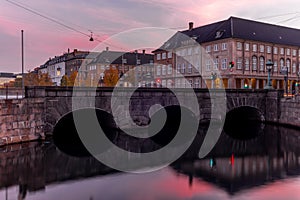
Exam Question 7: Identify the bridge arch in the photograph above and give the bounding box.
[53,108,117,157]
[224,106,265,140]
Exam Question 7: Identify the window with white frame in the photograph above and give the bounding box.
[252,44,257,52]
[237,58,242,69]
[177,64,181,74]
[206,45,211,52]
[245,43,250,51]
[280,58,284,70]
[214,44,219,51]
[214,59,219,70]
[167,52,172,58]
[259,45,264,53]
[221,58,227,70]
[259,56,265,71]
[156,54,161,60]
[273,61,278,72]
[267,46,271,54]
[167,64,172,74]
[181,63,186,73]
[194,79,200,88]
[189,79,193,87]
[274,47,278,54]
[162,65,166,75]
[162,52,166,59]
[286,59,291,72]
[237,42,242,50]
[136,59,141,65]
[292,49,297,57]
[206,60,211,71]
[280,48,284,55]
[292,62,296,73]
[245,58,250,70]
[252,56,257,70]
[187,64,192,73]
[188,48,192,55]
[222,43,227,50]
[156,65,161,75]
[286,48,291,56]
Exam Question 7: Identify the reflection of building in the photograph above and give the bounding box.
[154,16,300,89]
[86,48,154,87]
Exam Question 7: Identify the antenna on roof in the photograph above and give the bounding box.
[89,31,94,42]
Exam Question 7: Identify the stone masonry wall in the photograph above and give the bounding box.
[0,98,45,146]
[279,96,300,127]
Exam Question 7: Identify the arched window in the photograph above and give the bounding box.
[259,56,264,71]
[252,56,257,70]
[286,59,291,72]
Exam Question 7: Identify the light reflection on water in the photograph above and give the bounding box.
[0,125,300,200]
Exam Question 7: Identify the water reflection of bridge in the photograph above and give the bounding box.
[0,125,300,197]
[173,125,300,195]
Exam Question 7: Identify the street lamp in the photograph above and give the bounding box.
[264,59,274,89]
[297,71,300,95]
[211,72,217,89]
[280,66,288,96]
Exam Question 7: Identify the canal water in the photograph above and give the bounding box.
[0,124,300,200]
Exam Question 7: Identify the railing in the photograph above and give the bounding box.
[0,87,23,99]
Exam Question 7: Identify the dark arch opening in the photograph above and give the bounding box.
[224,106,264,140]
[53,108,117,157]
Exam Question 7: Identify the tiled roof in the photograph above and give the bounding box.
[154,16,300,52]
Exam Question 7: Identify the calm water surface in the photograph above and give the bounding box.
[0,125,300,200]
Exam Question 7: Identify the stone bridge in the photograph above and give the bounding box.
[0,86,287,145]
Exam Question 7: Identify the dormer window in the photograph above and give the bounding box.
[215,30,224,39]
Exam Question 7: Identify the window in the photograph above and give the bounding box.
[122,58,127,64]
[194,79,200,88]
[245,58,250,70]
[214,44,219,51]
[206,60,211,71]
[156,54,161,60]
[187,64,192,73]
[286,49,291,56]
[194,47,200,54]
[292,49,297,57]
[292,62,296,73]
[188,48,192,55]
[177,64,181,74]
[222,43,227,50]
[189,79,193,87]
[237,58,242,69]
[167,64,172,74]
[280,58,284,70]
[136,59,141,65]
[237,42,242,50]
[273,61,278,72]
[280,48,284,55]
[267,46,272,54]
[286,59,291,72]
[252,44,257,52]
[214,59,219,70]
[167,52,172,58]
[252,56,257,70]
[162,52,166,59]
[181,63,186,73]
[156,65,161,75]
[221,58,227,70]
[162,65,166,75]
[245,43,250,51]
[206,45,211,52]
[274,47,278,54]
[259,45,264,53]
[259,57,265,71]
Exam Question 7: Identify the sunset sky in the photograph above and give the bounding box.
[1,0,300,73]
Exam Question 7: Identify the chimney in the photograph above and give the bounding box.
[106,47,109,51]
[142,49,145,55]
[135,50,138,53]
[189,22,194,30]
[68,48,70,53]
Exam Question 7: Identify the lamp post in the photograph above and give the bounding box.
[211,72,217,89]
[297,71,300,95]
[264,59,274,89]
[280,66,288,96]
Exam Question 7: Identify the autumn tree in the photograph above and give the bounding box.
[68,71,78,86]
[60,75,69,86]
[38,73,53,86]
[103,67,119,87]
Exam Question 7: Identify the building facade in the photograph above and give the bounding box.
[153,17,300,92]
